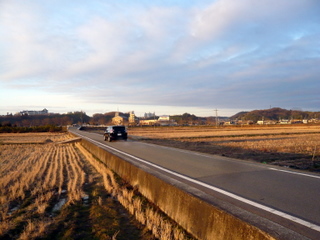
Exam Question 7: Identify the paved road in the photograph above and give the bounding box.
[70,128,320,239]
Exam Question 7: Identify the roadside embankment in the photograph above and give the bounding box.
[74,135,306,240]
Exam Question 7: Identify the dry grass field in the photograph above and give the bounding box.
[0,133,194,240]
[2,126,319,239]
[128,125,320,171]
[0,133,158,240]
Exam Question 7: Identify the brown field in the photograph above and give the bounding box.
[0,133,156,240]
[0,133,194,240]
[2,126,319,238]
[0,132,71,144]
[128,125,320,171]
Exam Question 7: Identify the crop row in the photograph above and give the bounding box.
[0,142,88,239]
[0,133,188,239]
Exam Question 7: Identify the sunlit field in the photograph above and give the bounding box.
[1,126,319,239]
[0,133,155,240]
[0,133,193,240]
[129,125,320,171]
[0,132,71,144]
[129,125,320,138]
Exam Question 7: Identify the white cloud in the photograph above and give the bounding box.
[0,0,319,116]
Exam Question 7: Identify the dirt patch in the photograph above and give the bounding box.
[44,139,53,143]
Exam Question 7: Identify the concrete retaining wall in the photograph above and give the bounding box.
[77,137,303,240]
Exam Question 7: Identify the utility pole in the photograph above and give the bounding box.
[214,109,219,128]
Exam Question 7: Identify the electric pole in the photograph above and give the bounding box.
[214,109,219,128]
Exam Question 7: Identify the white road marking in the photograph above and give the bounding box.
[75,131,320,232]
[268,167,320,179]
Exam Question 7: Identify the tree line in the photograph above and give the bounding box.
[231,108,320,122]
[1,108,320,132]
[0,111,90,133]
[1,111,90,127]
[0,125,63,133]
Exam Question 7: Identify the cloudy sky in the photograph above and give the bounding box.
[1,0,319,117]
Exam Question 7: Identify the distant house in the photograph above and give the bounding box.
[279,119,290,124]
[20,108,48,115]
[157,115,177,126]
[139,119,158,126]
[224,121,236,125]
[308,118,320,123]
[112,112,124,125]
[158,115,170,121]
[257,120,277,125]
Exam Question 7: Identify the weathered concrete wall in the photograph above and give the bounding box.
[77,138,304,240]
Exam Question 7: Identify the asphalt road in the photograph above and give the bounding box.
[70,128,320,239]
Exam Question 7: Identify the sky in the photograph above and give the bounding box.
[1,0,319,117]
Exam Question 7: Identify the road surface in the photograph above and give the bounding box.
[69,128,320,239]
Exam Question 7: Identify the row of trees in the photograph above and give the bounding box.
[170,113,205,125]
[90,112,129,125]
[231,108,320,122]
[0,111,131,128]
[1,108,320,129]
[0,125,63,133]
[1,111,91,128]
[1,111,208,128]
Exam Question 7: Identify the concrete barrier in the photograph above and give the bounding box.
[77,136,307,240]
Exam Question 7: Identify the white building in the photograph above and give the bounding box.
[158,115,170,121]
[20,108,48,115]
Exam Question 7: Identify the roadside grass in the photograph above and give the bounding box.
[76,142,195,240]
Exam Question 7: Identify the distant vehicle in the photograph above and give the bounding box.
[103,125,127,142]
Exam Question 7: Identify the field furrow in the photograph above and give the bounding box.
[43,146,56,191]
[0,132,175,239]
[56,145,65,195]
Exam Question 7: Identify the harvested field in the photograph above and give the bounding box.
[129,125,320,139]
[0,132,71,144]
[0,133,156,240]
[128,125,320,172]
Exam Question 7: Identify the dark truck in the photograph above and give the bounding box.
[103,125,127,142]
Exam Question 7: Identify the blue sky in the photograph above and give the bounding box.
[1,0,319,117]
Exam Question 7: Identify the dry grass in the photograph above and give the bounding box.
[0,133,86,238]
[129,125,320,171]
[0,133,158,239]
[0,132,71,144]
[129,125,320,139]
[76,142,193,240]
[215,134,320,155]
